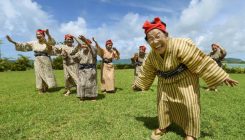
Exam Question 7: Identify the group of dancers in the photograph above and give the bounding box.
[6,30,121,101]
[6,16,239,140]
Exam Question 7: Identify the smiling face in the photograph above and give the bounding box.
[36,32,45,41]
[65,38,74,47]
[146,29,168,54]
[212,44,218,52]
[139,47,145,54]
[106,43,113,50]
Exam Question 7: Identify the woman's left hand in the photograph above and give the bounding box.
[223,77,239,87]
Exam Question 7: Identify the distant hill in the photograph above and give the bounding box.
[224,58,245,63]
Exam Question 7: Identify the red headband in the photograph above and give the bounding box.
[139,45,146,52]
[64,34,73,40]
[106,39,113,46]
[36,29,45,36]
[142,17,167,34]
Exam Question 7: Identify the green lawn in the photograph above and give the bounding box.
[0,69,244,140]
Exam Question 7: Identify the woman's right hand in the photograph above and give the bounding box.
[6,35,16,44]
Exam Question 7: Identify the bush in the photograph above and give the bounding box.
[0,58,13,72]
[52,56,63,70]
[11,55,32,71]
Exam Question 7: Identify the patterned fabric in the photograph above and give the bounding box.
[134,38,229,138]
[15,39,57,90]
[208,49,226,67]
[72,46,97,98]
[53,45,80,89]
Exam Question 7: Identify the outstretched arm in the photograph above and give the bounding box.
[6,35,17,45]
[6,35,33,51]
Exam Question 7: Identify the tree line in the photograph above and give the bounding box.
[0,55,245,73]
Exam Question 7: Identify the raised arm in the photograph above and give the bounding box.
[92,37,104,57]
[112,47,120,60]
[6,35,33,52]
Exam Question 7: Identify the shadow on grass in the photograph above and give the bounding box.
[97,93,106,100]
[47,86,64,92]
[135,116,213,138]
[115,87,123,92]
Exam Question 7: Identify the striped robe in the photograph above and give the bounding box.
[97,47,120,92]
[15,39,57,90]
[53,45,79,89]
[134,38,229,138]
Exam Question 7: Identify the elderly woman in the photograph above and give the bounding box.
[6,29,57,94]
[93,39,120,93]
[53,34,80,96]
[69,35,98,101]
[208,43,226,67]
[132,17,238,140]
[131,45,148,81]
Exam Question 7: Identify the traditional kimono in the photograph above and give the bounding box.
[53,45,79,89]
[134,38,229,138]
[72,45,97,98]
[131,53,147,80]
[97,47,120,92]
[15,39,57,90]
[208,48,226,67]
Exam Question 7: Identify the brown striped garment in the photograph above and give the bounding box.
[134,38,229,138]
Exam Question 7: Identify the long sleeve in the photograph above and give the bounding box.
[96,45,104,58]
[177,38,229,87]
[15,41,33,52]
[134,52,157,90]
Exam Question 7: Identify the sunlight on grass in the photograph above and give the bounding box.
[0,70,244,139]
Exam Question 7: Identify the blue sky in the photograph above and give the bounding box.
[0,0,245,60]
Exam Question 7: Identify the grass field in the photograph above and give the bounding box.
[0,69,245,140]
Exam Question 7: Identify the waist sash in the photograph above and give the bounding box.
[134,61,142,66]
[34,51,49,57]
[79,64,96,69]
[102,58,112,64]
[157,63,187,79]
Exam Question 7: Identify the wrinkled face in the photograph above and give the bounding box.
[146,29,168,54]
[65,38,74,46]
[212,45,218,52]
[106,43,113,50]
[36,32,45,40]
[139,47,145,54]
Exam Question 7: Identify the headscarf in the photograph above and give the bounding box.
[105,39,113,46]
[139,45,146,52]
[36,29,45,36]
[142,17,167,34]
[64,34,73,40]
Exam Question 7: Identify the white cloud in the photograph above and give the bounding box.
[59,17,87,36]
[0,0,57,39]
[87,13,150,59]
[169,0,245,59]
[0,0,58,58]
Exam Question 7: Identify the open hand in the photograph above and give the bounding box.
[223,77,239,87]
[78,35,87,42]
